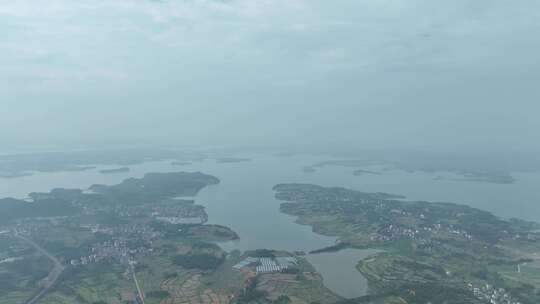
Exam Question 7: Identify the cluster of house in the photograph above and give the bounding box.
[468,283,521,304]
[151,202,208,225]
[69,239,152,266]
[371,222,472,243]
[233,257,298,274]
[373,224,421,242]
[155,216,205,225]
[512,232,540,241]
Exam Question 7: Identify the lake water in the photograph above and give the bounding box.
[2,153,540,298]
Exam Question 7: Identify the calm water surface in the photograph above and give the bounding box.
[1,153,540,298]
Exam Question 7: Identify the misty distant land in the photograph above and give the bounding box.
[309,159,517,184]
[0,149,207,178]
[0,171,33,179]
[0,165,96,179]
[216,157,251,163]
[433,171,516,184]
[352,169,381,176]
[0,149,530,185]
[171,161,192,166]
[303,166,316,173]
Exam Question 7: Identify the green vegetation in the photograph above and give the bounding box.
[0,235,54,303]
[250,249,276,258]
[40,262,132,304]
[236,277,267,303]
[173,253,225,270]
[0,197,79,223]
[171,241,226,270]
[89,172,220,205]
[146,290,171,300]
[309,242,351,254]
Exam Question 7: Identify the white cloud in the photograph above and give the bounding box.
[1,0,539,149]
[1,0,538,89]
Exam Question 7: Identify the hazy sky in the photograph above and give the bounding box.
[1,0,539,151]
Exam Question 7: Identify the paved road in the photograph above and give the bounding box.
[16,234,65,304]
[130,261,146,304]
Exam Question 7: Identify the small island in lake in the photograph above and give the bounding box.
[98,167,130,174]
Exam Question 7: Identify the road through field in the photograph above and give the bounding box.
[16,234,65,304]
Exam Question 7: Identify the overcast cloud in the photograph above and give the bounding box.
[1,0,539,152]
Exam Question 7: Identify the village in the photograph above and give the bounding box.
[468,283,522,304]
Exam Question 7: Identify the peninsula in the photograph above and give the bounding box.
[274,183,540,304]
